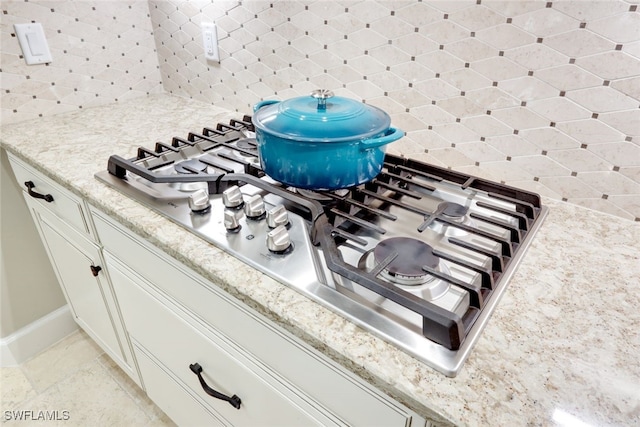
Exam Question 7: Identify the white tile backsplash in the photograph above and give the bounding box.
[460,115,512,137]
[556,119,626,144]
[543,29,614,58]
[489,106,549,130]
[546,148,613,173]
[533,64,603,91]
[587,141,640,167]
[1,0,163,124]
[598,109,640,137]
[551,1,631,21]
[577,170,640,195]
[463,86,520,109]
[527,98,592,122]
[495,75,558,101]
[475,23,535,50]
[440,68,492,91]
[510,7,579,37]
[435,96,486,118]
[538,175,602,199]
[504,43,568,70]
[470,57,527,82]
[588,11,640,43]
[510,155,571,178]
[2,0,638,221]
[624,39,640,58]
[576,51,640,80]
[485,134,541,157]
[566,86,639,113]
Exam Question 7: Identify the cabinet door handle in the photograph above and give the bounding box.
[189,363,242,410]
[25,181,54,203]
[90,265,102,277]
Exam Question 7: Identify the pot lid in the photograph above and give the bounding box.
[252,90,392,142]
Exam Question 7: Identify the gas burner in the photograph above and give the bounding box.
[419,201,478,237]
[440,202,468,220]
[294,188,349,202]
[375,237,438,280]
[358,237,439,284]
[171,181,208,193]
[169,159,210,192]
[174,159,209,174]
[357,237,455,302]
[229,138,260,166]
[236,138,258,154]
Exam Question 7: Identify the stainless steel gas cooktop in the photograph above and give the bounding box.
[95,116,548,377]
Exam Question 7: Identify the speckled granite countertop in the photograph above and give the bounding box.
[2,94,639,427]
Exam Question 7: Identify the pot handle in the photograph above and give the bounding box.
[253,99,280,113]
[360,127,404,150]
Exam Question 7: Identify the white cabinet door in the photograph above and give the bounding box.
[27,198,133,378]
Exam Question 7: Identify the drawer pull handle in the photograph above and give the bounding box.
[25,181,54,203]
[90,265,102,277]
[189,363,242,410]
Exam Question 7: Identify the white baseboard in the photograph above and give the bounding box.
[0,305,78,367]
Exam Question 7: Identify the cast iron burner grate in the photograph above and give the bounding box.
[218,159,543,351]
[106,116,262,194]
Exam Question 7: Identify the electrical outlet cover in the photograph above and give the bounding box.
[201,22,220,62]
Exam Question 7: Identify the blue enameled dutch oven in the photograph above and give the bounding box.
[252,89,404,190]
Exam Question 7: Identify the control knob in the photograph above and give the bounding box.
[266,225,292,254]
[266,205,289,228]
[188,189,211,213]
[222,185,244,209]
[224,210,242,232]
[244,194,265,220]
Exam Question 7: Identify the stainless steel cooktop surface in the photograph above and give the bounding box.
[96,117,548,377]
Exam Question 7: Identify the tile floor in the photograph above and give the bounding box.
[1,330,175,426]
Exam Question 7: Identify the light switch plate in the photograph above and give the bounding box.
[14,23,53,65]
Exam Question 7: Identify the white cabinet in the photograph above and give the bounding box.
[91,208,425,427]
[27,203,122,364]
[107,254,338,426]
[7,154,139,385]
[7,153,426,427]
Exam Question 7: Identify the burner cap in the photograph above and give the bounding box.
[236,138,258,153]
[373,237,439,278]
[174,159,208,174]
[441,202,468,218]
[294,188,349,202]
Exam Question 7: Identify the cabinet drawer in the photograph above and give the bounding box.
[8,154,92,237]
[93,210,415,427]
[108,256,335,427]
[134,345,224,427]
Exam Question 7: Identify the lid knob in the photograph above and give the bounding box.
[310,89,334,111]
